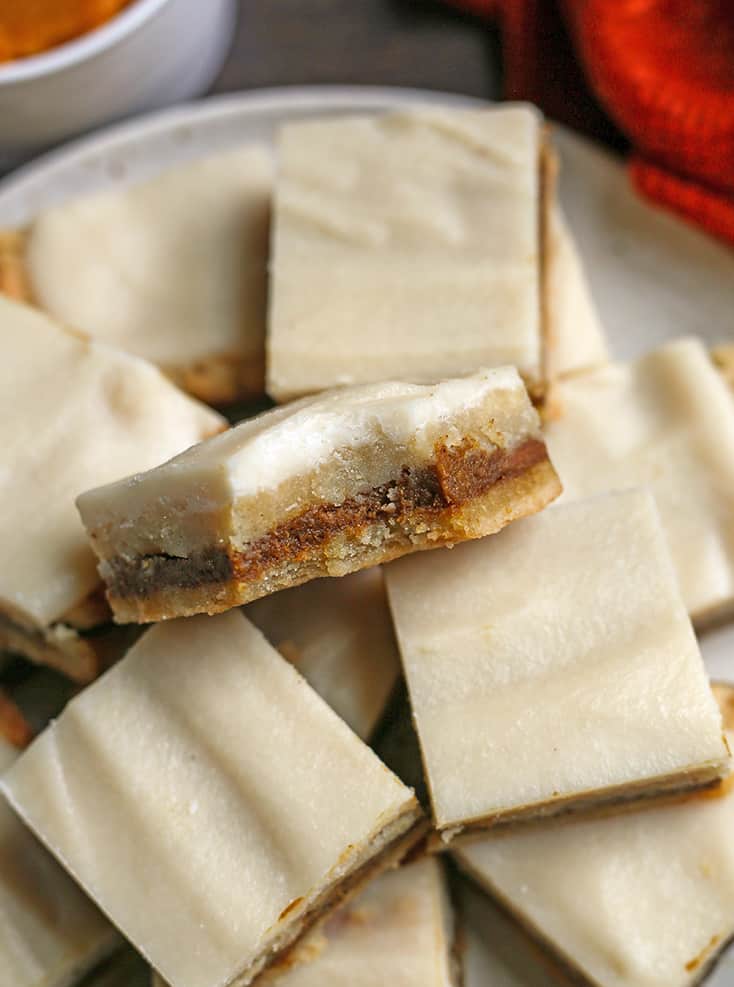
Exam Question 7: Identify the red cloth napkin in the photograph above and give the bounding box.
[448,0,734,247]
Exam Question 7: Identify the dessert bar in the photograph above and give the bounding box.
[1,611,425,987]
[453,684,734,987]
[78,367,560,623]
[0,147,272,403]
[268,105,555,403]
[385,489,729,839]
[0,295,223,679]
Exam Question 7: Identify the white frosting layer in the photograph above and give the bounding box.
[546,337,734,623]
[77,366,537,528]
[26,146,272,367]
[385,489,728,830]
[246,569,400,741]
[268,105,542,399]
[0,612,418,987]
[0,737,118,987]
[0,295,223,627]
[455,729,734,987]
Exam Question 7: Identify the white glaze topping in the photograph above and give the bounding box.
[268,105,541,399]
[1,612,418,987]
[77,366,539,536]
[386,489,728,830]
[26,146,272,367]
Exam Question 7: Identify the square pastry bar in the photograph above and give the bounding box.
[0,735,119,987]
[268,105,555,404]
[151,857,457,987]
[546,337,734,626]
[78,367,560,624]
[0,295,223,681]
[246,568,400,741]
[453,684,734,987]
[0,146,272,404]
[385,489,729,840]
[0,611,425,987]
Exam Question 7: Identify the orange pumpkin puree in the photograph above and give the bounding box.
[0,1,134,64]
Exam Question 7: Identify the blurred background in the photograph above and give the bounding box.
[9,0,730,243]
[215,1,502,101]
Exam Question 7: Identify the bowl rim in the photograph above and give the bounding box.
[0,0,172,86]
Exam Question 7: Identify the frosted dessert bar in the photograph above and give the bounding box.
[0,147,272,404]
[247,568,400,740]
[0,612,425,987]
[152,857,456,987]
[385,489,730,839]
[78,367,561,624]
[268,105,555,404]
[453,684,734,987]
[0,295,223,680]
[0,735,118,987]
[546,337,734,625]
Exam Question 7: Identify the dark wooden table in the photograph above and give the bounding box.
[211,0,502,101]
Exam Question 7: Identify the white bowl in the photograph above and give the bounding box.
[0,0,237,154]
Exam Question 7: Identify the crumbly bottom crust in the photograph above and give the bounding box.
[103,447,561,623]
[0,228,264,405]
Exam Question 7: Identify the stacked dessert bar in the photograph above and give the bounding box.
[0,103,733,987]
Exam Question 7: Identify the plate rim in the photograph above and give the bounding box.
[0,84,603,206]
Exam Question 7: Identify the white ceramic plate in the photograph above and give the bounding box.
[1,86,733,987]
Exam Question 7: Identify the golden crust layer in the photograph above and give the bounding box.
[0,688,33,749]
[0,230,32,303]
